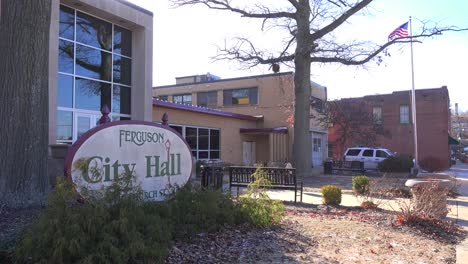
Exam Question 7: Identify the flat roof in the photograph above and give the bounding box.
[116,0,153,16]
[153,99,263,121]
[154,72,294,89]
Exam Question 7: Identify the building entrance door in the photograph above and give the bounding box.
[312,133,324,167]
[243,141,255,166]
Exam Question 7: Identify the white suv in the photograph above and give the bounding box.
[343,147,394,170]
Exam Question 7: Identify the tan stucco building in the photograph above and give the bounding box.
[153,72,328,168]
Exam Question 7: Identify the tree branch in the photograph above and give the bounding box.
[172,0,296,19]
[310,0,373,41]
[311,27,468,65]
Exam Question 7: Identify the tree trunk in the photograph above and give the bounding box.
[292,0,312,179]
[0,0,51,208]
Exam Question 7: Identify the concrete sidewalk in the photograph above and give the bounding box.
[447,162,468,264]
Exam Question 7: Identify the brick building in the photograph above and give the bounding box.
[328,86,451,168]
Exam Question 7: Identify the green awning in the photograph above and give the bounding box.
[449,135,460,145]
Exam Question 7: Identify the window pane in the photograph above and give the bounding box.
[346,149,361,156]
[59,6,74,40]
[183,95,192,105]
[75,44,112,81]
[223,90,232,106]
[186,127,197,149]
[113,55,131,85]
[362,150,374,157]
[170,125,182,136]
[210,130,220,149]
[76,12,112,51]
[376,150,388,158]
[249,88,258,104]
[373,107,382,124]
[75,78,111,111]
[232,89,249,105]
[198,151,209,159]
[156,95,168,101]
[111,115,130,122]
[400,105,409,124]
[192,151,198,159]
[226,88,257,105]
[173,95,182,104]
[113,85,131,114]
[57,111,72,141]
[77,116,91,138]
[197,91,217,107]
[58,40,74,73]
[58,74,73,108]
[114,25,132,56]
[198,128,209,149]
[174,94,191,105]
[210,151,220,159]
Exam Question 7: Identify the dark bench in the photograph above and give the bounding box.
[229,166,303,202]
[325,160,365,175]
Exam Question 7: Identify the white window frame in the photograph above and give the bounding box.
[400,105,410,124]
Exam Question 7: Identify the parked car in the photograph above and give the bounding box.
[343,147,394,170]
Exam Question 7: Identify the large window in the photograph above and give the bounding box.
[400,105,410,124]
[57,5,132,143]
[197,91,217,107]
[373,106,382,124]
[155,95,168,101]
[223,87,258,106]
[169,125,220,160]
[173,94,192,105]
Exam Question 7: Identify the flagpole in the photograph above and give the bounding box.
[409,16,419,171]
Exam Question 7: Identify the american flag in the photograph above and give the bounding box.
[388,22,409,40]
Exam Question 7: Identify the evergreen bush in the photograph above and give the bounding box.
[167,183,239,239]
[238,168,285,227]
[352,175,370,195]
[15,177,172,263]
[378,155,414,173]
[15,169,286,262]
[321,185,342,205]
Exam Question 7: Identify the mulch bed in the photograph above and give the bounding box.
[0,206,42,262]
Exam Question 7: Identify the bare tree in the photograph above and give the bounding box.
[0,0,52,208]
[172,0,467,178]
[318,99,389,159]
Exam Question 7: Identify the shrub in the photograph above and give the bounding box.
[394,182,450,224]
[15,177,173,263]
[321,185,342,205]
[15,177,244,263]
[419,156,447,172]
[378,155,414,173]
[352,175,370,195]
[237,168,285,227]
[168,183,240,239]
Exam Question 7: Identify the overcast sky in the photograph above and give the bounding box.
[127,0,468,112]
